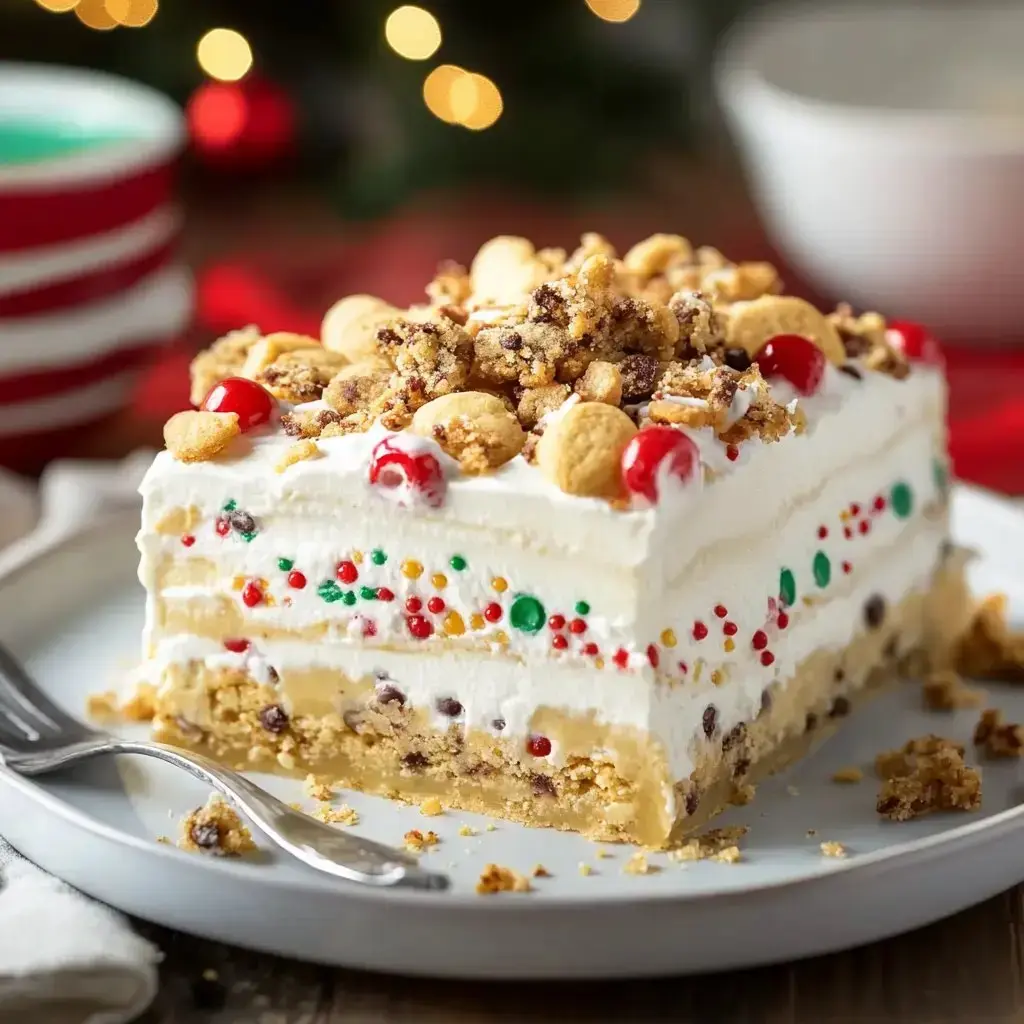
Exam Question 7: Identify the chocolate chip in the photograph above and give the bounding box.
[267,665,280,684]
[677,342,701,362]
[258,704,289,733]
[684,789,700,815]
[401,752,429,770]
[829,696,851,718]
[834,667,845,683]
[436,697,463,717]
[190,823,220,849]
[464,760,495,777]
[722,723,745,751]
[491,717,506,731]
[499,330,522,351]
[702,705,718,738]
[864,595,886,630]
[619,353,660,401]
[805,713,818,732]
[375,684,406,706]
[839,364,863,381]
[531,773,557,797]
[733,758,750,778]
[228,510,256,534]
[281,413,303,437]
[376,327,402,347]
[724,348,752,372]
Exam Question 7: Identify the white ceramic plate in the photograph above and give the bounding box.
[0,486,1022,979]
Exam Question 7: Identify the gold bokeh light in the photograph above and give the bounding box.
[74,0,117,29]
[197,28,254,83]
[423,64,466,124]
[424,66,503,131]
[33,0,80,13]
[106,0,159,27]
[458,74,503,130]
[385,6,442,61]
[585,0,641,23]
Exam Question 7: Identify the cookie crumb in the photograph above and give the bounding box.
[314,804,359,826]
[302,774,334,801]
[806,828,817,837]
[578,862,593,877]
[485,822,497,832]
[786,785,800,797]
[419,796,444,817]
[974,708,1024,758]
[730,782,756,806]
[86,691,119,722]
[120,683,157,722]
[831,766,863,784]
[711,845,742,864]
[922,670,984,711]
[403,829,440,852]
[595,847,612,859]
[156,835,172,845]
[820,841,847,858]
[458,824,477,837]
[531,863,551,878]
[475,864,532,894]
[955,593,1024,681]
[178,795,257,856]
[275,439,322,473]
[623,852,659,875]
[669,825,749,863]
[875,735,981,821]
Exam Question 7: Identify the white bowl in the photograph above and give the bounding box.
[715,2,1024,341]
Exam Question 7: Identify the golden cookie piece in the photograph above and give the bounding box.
[163,411,240,463]
[622,233,693,277]
[321,295,402,362]
[240,332,326,379]
[517,384,571,429]
[324,362,392,416]
[536,402,637,499]
[574,360,622,405]
[469,236,564,306]
[410,392,525,474]
[725,295,845,366]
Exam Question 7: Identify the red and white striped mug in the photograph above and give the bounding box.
[0,63,192,471]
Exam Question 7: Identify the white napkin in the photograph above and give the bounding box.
[0,454,161,1024]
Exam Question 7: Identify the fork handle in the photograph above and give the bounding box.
[20,737,448,891]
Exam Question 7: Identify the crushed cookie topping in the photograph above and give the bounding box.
[875,735,981,821]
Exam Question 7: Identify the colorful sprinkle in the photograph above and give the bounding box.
[724,638,735,653]
[714,604,728,619]
[181,535,195,547]
[891,481,913,518]
[277,557,294,571]
[240,531,257,543]
[849,503,861,516]
[222,500,237,512]
[443,611,465,636]
[779,568,796,606]
[287,570,307,590]
[493,630,509,645]
[341,591,356,606]
[873,495,886,512]
[858,520,870,535]
[752,630,768,651]
[678,661,688,675]
[726,444,739,462]
[552,634,568,651]
[817,526,828,539]
[407,614,433,639]
[660,628,677,648]
[431,573,448,589]
[215,518,230,537]
[484,602,503,623]
[493,577,509,593]
[371,549,387,565]
[510,594,546,634]
[427,596,446,614]
[777,611,789,629]
[377,587,395,602]
[527,735,552,758]
[362,619,378,638]
[723,621,738,636]
[612,648,630,670]
[241,581,263,607]
[223,638,250,653]
[449,555,467,571]
[569,618,587,635]
[647,644,660,668]
[844,526,853,539]
[402,560,423,579]
[406,596,423,613]
[760,651,775,667]
[574,600,590,615]
[336,561,358,584]
[711,670,723,685]
[470,613,486,630]
[548,614,566,630]
[352,551,363,564]
[583,642,599,657]
[360,586,377,601]
[933,458,948,495]
[813,551,831,588]
[693,621,708,641]
[318,580,344,603]
[842,561,852,574]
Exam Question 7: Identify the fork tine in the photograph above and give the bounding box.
[0,641,90,739]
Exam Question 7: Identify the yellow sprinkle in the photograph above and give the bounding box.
[491,576,508,593]
[693,661,703,683]
[431,573,448,589]
[840,510,851,522]
[594,657,605,670]
[470,613,485,631]
[264,594,276,608]
[723,638,735,653]
[352,550,364,564]
[711,669,723,686]
[232,575,245,591]
[493,630,509,646]
[402,560,423,580]
[444,611,465,637]
[660,628,677,648]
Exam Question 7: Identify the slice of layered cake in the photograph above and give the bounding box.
[136,234,973,847]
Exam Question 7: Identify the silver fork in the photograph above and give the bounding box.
[0,642,448,891]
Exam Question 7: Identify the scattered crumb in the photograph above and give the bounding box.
[595,847,612,859]
[623,852,659,875]
[669,826,749,863]
[202,969,219,982]
[711,845,742,864]
[786,785,800,797]
[875,735,982,821]
[458,824,477,837]
[531,863,552,878]
[831,766,864,784]
[178,795,257,856]
[275,438,323,473]
[120,683,158,722]
[403,829,440,852]
[288,802,303,811]
[302,774,334,801]
[475,864,532,894]
[974,708,1024,758]
[806,829,817,837]
[86,691,119,723]
[485,823,497,832]
[730,782,756,806]
[419,796,444,817]
[922,670,985,711]
[314,804,359,826]
[820,841,847,858]
[276,751,297,771]
[955,593,1024,681]
[578,862,593,877]
[156,835,172,845]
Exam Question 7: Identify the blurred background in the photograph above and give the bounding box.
[1,0,1022,489]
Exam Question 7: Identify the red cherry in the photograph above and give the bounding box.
[368,437,446,508]
[287,570,306,589]
[887,320,942,364]
[406,614,433,639]
[241,581,263,607]
[484,602,503,622]
[527,735,552,758]
[754,334,825,396]
[336,560,358,584]
[223,638,250,653]
[621,426,700,504]
[202,376,276,432]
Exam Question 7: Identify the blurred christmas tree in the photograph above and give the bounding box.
[3,0,754,218]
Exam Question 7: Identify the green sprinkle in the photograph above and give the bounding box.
[891,481,913,519]
[360,586,377,601]
[449,555,468,571]
[317,580,343,603]
[510,594,546,634]
[277,558,294,572]
[371,549,387,566]
[240,531,257,543]
[342,590,357,606]
[222,499,237,512]
[779,569,796,607]
[813,551,831,588]
[933,459,948,496]
[574,601,590,616]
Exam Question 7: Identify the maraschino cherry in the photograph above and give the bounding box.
[753,334,825,396]
[621,425,700,504]
[368,436,446,509]
[887,320,942,364]
[202,377,276,431]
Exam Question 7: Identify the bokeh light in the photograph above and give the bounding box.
[458,74,503,130]
[585,0,641,23]
[74,0,117,29]
[105,0,158,27]
[197,28,254,83]
[423,64,466,124]
[33,0,80,13]
[187,82,248,148]
[424,66,502,130]
[385,6,442,61]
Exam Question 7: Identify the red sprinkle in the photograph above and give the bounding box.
[569,618,587,634]
[723,621,738,636]
[377,587,395,602]
[678,661,688,675]
[548,614,566,630]
[613,648,630,669]
[552,634,568,650]
[752,630,768,651]
[287,570,306,589]
[241,581,263,608]
[427,596,446,614]
[850,503,861,516]
[583,642,599,656]
[527,735,552,758]
[859,520,870,535]
[714,604,728,619]
[760,650,776,667]
[181,534,196,547]
[336,560,358,584]
[223,638,250,653]
[484,602,503,623]
[362,619,378,638]
[874,495,886,512]
[215,518,230,537]
[693,621,709,641]
[777,611,790,630]
[817,526,828,539]
[844,526,853,539]
[405,596,423,613]
[726,444,739,462]
[842,561,853,574]
[406,614,433,639]
[646,644,660,668]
